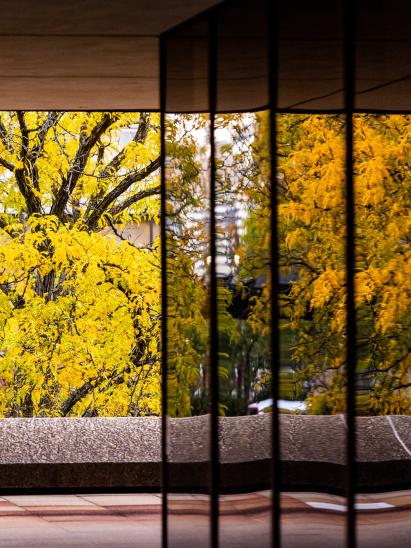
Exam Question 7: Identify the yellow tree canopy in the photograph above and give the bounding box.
[0,111,161,417]
[240,113,410,414]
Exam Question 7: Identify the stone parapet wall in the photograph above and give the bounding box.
[0,415,410,493]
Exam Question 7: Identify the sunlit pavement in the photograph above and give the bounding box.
[1,491,411,547]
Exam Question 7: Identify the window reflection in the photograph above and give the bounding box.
[277,114,347,546]
[355,114,411,547]
[214,112,272,546]
[165,113,211,547]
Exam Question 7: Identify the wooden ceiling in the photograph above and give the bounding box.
[1,0,410,112]
[0,0,222,110]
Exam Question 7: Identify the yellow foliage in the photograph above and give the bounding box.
[244,113,410,414]
[0,112,161,417]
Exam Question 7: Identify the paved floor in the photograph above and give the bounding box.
[1,491,411,547]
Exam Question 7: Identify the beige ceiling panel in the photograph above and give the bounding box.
[0,77,158,111]
[0,37,157,77]
[0,0,223,110]
[0,36,158,109]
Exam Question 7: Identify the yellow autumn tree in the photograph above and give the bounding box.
[0,111,161,417]
[354,115,411,414]
[242,113,410,415]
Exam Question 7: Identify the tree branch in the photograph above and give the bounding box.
[28,112,61,191]
[100,112,149,178]
[51,113,118,219]
[85,156,160,228]
[0,119,13,152]
[13,112,44,215]
[29,112,60,162]
[109,184,160,216]
[0,156,14,172]
[84,113,151,219]
[14,167,42,215]
[17,112,29,159]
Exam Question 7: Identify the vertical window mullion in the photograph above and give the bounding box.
[344,1,357,547]
[269,1,280,546]
[159,33,168,548]
[268,2,281,548]
[209,10,219,548]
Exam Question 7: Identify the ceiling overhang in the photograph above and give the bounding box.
[1,0,411,112]
[0,0,223,110]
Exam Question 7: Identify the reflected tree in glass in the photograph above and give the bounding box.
[354,114,411,415]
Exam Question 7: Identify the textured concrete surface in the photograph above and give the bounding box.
[0,418,162,464]
[0,415,410,492]
[356,416,411,461]
[168,415,209,462]
[2,414,409,464]
[280,414,345,464]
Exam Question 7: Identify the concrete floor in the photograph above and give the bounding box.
[0,491,411,547]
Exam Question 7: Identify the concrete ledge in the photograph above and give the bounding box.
[0,415,410,493]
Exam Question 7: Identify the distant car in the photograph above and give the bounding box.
[247,398,306,415]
